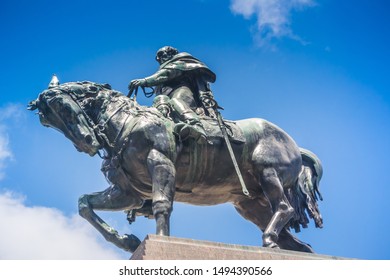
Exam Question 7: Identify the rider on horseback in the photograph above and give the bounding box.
[128,46,216,143]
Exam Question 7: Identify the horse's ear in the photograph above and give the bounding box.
[102,83,112,90]
[48,74,60,88]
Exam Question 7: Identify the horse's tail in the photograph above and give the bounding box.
[286,148,323,232]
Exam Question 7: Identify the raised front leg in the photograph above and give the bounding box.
[78,184,143,252]
[147,149,176,236]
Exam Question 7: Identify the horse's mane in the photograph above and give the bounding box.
[59,81,121,99]
[56,81,170,125]
[58,81,145,112]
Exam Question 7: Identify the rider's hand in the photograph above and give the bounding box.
[128,79,146,97]
[128,79,146,90]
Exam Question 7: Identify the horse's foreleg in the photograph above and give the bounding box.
[78,184,143,252]
[147,149,176,236]
[259,167,294,248]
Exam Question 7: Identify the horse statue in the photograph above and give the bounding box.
[28,79,323,254]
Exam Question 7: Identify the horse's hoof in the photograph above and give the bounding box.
[263,241,280,249]
[120,234,141,253]
[263,236,280,249]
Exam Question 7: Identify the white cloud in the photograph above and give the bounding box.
[0,104,23,122]
[0,105,20,180]
[0,134,12,180]
[0,192,122,259]
[230,0,315,46]
[0,104,123,259]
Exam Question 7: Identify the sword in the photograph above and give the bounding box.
[214,106,251,197]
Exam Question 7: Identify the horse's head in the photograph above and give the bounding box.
[28,77,105,156]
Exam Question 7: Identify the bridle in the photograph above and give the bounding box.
[58,84,134,158]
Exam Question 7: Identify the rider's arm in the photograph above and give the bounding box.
[128,68,182,93]
[143,68,181,86]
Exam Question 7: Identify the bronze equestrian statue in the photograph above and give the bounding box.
[28,52,323,254]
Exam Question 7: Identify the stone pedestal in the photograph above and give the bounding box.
[130,235,343,260]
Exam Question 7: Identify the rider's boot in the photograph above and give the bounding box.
[174,118,207,144]
[170,98,207,143]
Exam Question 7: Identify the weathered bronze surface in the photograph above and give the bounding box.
[29,67,323,254]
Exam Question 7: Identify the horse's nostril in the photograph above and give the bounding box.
[85,134,93,144]
[73,144,82,152]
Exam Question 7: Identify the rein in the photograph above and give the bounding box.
[63,85,137,157]
[62,86,105,146]
[94,101,128,148]
[128,85,155,101]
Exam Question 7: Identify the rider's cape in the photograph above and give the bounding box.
[159,52,216,84]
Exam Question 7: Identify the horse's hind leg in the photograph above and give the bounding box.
[278,228,314,253]
[78,184,143,252]
[258,167,294,248]
[234,197,313,252]
[234,195,272,236]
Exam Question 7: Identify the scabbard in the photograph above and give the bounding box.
[215,111,250,197]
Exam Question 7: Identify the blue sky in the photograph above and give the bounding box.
[0,0,389,259]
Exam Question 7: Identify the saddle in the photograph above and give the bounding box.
[201,117,246,144]
[152,94,245,144]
